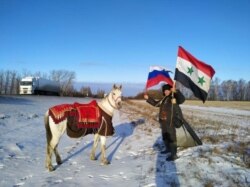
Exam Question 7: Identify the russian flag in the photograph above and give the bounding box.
[146,66,173,89]
[174,46,215,102]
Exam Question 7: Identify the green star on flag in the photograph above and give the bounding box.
[187,66,194,75]
[198,76,205,86]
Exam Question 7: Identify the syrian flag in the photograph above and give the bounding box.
[174,46,215,102]
[146,66,173,89]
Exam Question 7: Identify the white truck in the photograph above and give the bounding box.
[19,76,60,95]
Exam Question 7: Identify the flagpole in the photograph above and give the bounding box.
[171,80,176,104]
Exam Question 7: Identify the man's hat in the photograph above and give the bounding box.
[162,84,172,93]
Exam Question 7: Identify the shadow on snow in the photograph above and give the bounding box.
[103,119,143,161]
[153,137,180,187]
[56,119,143,168]
[0,95,34,105]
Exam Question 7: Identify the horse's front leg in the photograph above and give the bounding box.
[90,133,100,160]
[100,136,110,165]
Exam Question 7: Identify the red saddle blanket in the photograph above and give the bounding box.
[49,100,101,128]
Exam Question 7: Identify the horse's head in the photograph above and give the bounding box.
[107,84,122,110]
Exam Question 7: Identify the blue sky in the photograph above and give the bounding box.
[1,0,250,84]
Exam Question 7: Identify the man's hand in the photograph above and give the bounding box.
[171,82,176,93]
[144,94,149,100]
[171,87,176,93]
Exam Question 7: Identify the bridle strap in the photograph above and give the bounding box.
[107,94,121,109]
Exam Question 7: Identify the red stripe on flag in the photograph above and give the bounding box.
[178,46,215,78]
[146,74,173,89]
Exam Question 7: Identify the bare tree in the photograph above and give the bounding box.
[0,71,4,94]
[237,79,246,101]
[245,81,250,101]
[50,70,76,96]
[80,86,93,97]
[4,71,10,94]
[221,80,232,101]
[15,77,21,95]
[96,89,105,98]
[231,81,238,100]
[33,71,48,79]
[22,69,32,77]
[9,71,16,94]
[210,77,221,100]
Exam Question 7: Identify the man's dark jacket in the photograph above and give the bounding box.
[146,90,185,133]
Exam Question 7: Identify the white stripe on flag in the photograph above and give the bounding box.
[149,66,172,73]
[176,57,211,92]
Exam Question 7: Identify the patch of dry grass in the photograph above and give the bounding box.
[123,100,159,126]
[226,142,249,155]
[123,99,250,178]
[184,100,250,111]
[124,100,249,146]
[204,181,214,187]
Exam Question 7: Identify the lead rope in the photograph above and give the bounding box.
[170,93,175,127]
[103,117,108,137]
[170,98,174,127]
[170,80,177,127]
[97,116,108,137]
[97,116,105,134]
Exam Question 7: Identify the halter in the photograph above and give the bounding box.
[107,92,122,110]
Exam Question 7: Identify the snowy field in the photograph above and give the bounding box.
[0,95,249,187]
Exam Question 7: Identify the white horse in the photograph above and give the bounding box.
[44,84,122,171]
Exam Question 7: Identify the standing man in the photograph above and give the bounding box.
[144,84,185,161]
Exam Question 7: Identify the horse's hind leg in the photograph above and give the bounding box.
[100,135,110,165]
[45,115,66,171]
[46,143,55,171]
[45,113,55,171]
[46,135,61,171]
[54,145,62,165]
[90,133,100,160]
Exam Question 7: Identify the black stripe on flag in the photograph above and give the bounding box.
[174,68,208,102]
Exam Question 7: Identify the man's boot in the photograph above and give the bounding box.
[166,143,178,161]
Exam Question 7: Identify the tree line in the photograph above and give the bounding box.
[1,69,250,100]
[0,70,105,98]
[208,78,250,101]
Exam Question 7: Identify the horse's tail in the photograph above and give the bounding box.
[44,111,52,145]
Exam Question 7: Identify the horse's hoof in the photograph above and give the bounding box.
[101,160,110,165]
[57,160,62,165]
[90,155,97,161]
[48,165,55,172]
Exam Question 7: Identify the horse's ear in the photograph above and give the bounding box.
[113,84,117,89]
[119,85,122,90]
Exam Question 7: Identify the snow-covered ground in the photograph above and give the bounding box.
[0,96,249,187]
